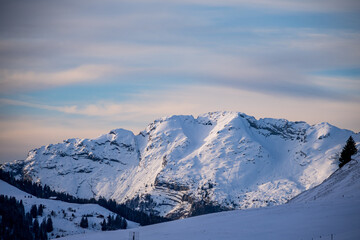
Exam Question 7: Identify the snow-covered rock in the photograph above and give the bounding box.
[2,111,359,219]
[58,157,360,240]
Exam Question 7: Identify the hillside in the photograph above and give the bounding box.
[290,157,360,203]
[0,180,138,239]
[2,111,359,218]
[60,158,360,240]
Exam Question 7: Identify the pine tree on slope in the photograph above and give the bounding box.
[80,216,89,228]
[339,136,358,168]
[30,204,38,218]
[46,217,53,232]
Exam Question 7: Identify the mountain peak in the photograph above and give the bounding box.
[2,112,359,219]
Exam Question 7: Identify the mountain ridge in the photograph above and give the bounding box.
[58,158,360,240]
[2,111,359,219]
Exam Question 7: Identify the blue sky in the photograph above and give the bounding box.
[0,0,360,163]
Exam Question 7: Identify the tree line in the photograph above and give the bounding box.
[0,195,53,240]
[0,169,169,226]
[100,214,127,231]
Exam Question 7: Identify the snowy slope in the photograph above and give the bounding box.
[2,111,359,218]
[59,158,360,240]
[0,180,138,239]
[290,157,360,203]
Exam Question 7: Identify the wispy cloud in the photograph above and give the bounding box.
[1,84,359,163]
[1,0,360,163]
[0,98,78,114]
[0,64,124,92]
[90,0,360,12]
[1,29,359,100]
[2,84,359,127]
[0,117,110,162]
[178,0,360,12]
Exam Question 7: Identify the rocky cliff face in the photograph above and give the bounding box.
[2,111,359,219]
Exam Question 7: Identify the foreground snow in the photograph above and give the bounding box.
[0,180,138,239]
[60,160,360,240]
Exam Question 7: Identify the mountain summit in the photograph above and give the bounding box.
[2,112,359,219]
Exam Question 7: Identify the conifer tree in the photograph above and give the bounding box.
[0,195,33,240]
[121,216,127,229]
[114,214,122,229]
[339,136,358,168]
[38,204,44,216]
[101,219,107,231]
[46,217,53,232]
[40,219,48,240]
[33,218,40,239]
[19,200,25,216]
[80,216,89,228]
[107,214,112,228]
[30,204,38,218]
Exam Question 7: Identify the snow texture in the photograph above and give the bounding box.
[59,158,360,240]
[0,180,138,239]
[2,111,359,218]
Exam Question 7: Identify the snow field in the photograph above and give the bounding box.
[0,180,138,239]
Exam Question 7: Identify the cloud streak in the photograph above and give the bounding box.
[168,0,360,12]
[0,64,125,92]
[1,0,359,163]
[2,84,359,128]
[1,29,359,100]
[1,83,360,164]
[1,83,359,163]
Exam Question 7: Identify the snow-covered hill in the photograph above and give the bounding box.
[290,156,360,203]
[0,180,138,239]
[2,111,359,219]
[60,158,360,240]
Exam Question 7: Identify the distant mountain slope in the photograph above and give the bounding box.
[2,111,359,219]
[60,158,360,240]
[0,180,138,239]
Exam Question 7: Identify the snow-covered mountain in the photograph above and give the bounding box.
[0,179,138,239]
[2,111,359,219]
[60,158,360,240]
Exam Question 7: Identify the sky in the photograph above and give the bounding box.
[0,0,360,163]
